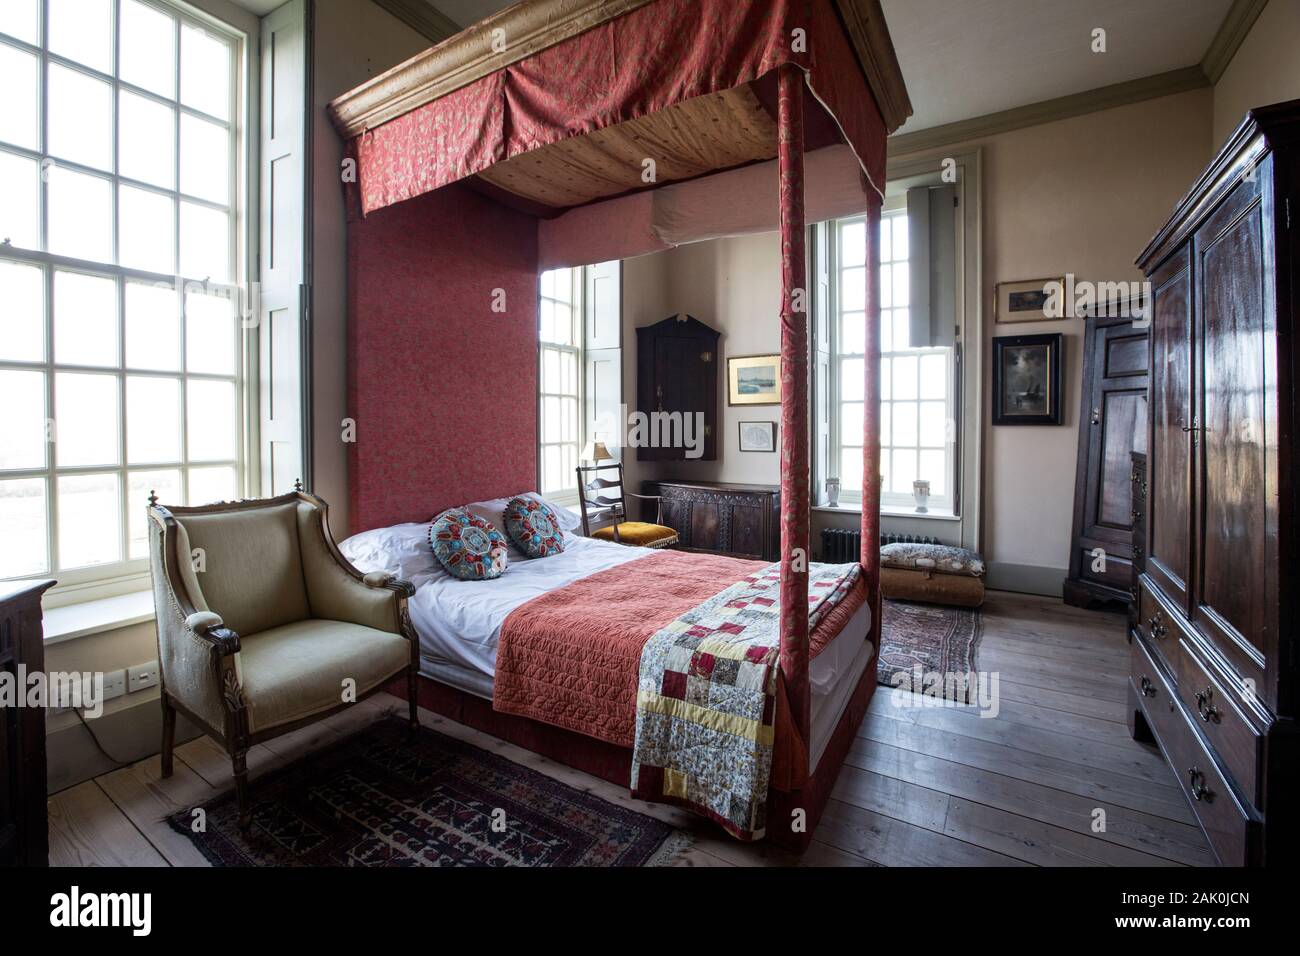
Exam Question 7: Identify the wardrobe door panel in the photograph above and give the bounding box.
[1147,247,1195,610]
[1194,171,1274,697]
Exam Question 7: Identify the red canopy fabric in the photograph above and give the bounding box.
[348,0,887,217]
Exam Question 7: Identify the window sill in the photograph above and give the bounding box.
[813,503,961,521]
[44,589,155,645]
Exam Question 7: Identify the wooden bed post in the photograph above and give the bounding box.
[776,63,811,763]
[861,193,883,621]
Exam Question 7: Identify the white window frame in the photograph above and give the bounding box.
[832,210,957,514]
[537,266,584,504]
[0,0,255,605]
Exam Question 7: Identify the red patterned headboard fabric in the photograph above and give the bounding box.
[346,182,539,534]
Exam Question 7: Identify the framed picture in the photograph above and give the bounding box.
[728,354,781,405]
[738,420,777,452]
[995,277,1064,323]
[992,333,1063,425]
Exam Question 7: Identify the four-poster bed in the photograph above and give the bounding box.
[327,0,910,848]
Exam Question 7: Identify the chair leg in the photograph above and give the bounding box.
[407,668,420,731]
[233,749,251,829]
[160,695,177,778]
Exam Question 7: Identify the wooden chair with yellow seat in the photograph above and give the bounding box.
[576,445,679,549]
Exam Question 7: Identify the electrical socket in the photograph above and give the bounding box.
[101,669,127,702]
[128,660,160,693]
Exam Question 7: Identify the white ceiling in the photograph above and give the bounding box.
[882,0,1232,133]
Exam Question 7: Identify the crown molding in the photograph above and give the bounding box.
[1200,0,1269,83]
[888,66,1209,157]
[371,0,463,44]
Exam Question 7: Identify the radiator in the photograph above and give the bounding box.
[819,528,940,562]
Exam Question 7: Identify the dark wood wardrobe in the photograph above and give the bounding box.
[1130,100,1300,866]
[635,315,719,461]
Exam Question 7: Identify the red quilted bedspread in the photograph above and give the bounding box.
[492,550,867,749]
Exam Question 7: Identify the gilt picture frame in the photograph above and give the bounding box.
[995,277,1065,323]
[992,333,1063,425]
[727,354,781,406]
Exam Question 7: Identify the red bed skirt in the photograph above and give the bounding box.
[384,647,878,853]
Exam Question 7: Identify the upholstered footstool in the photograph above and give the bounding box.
[880,542,986,608]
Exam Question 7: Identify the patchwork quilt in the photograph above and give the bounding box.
[630,561,862,840]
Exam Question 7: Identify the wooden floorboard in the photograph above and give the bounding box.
[48,590,1215,867]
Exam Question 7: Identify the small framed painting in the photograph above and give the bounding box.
[728,354,781,405]
[738,420,777,452]
[992,333,1063,425]
[995,277,1064,323]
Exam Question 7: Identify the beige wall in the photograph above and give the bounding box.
[1212,0,1300,147]
[310,1,428,534]
[944,88,1212,585]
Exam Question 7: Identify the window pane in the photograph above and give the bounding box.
[919,449,946,497]
[881,356,891,402]
[0,44,39,150]
[0,260,44,361]
[841,266,864,312]
[561,351,576,395]
[840,357,863,402]
[893,309,911,351]
[48,165,112,263]
[55,371,119,466]
[891,215,909,261]
[891,448,917,494]
[880,400,891,446]
[180,113,229,204]
[552,303,573,345]
[187,464,235,505]
[185,289,236,374]
[880,263,892,309]
[0,0,40,45]
[878,218,890,262]
[840,310,864,355]
[0,369,47,469]
[126,468,179,558]
[179,202,230,282]
[125,280,180,370]
[540,269,556,300]
[0,478,47,576]
[892,401,917,447]
[892,262,910,307]
[542,444,560,495]
[120,90,176,189]
[892,354,918,399]
[58,472,121,568]
[180,25,231,121]
[186,378,236,461]
[542,348,559,393]
[54,270,117,367]
[919,352,947,399]
[120,0,176,98]
[0,150,40,250]
[919,401,946,447]
[841,401,862,445]
[119,185,176,274]
[542,396,560,443]
[561,396,577,442]
[48,0,113,74]
[127,376,181,463]
[561,444,576,490]
[880,306,892,352]
[840,444,863,497]
[48,64,112,171]
[840,221,864,268]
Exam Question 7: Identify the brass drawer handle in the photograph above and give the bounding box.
[1187,766,1214,803]
[1139,675,1156,698]
[1195,688,1221,724]
[1147,609,1167,639]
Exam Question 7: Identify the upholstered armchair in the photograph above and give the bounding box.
[147,490,418,828]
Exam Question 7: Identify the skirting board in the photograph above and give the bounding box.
[984,561,1067,598]
[46,695,201,794]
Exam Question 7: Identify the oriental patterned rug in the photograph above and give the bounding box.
[168,717,686,867]
[876,599,983,703]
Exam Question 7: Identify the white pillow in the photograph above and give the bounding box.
[339,522,444,584]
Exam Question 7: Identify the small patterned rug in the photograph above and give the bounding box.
[876,599,982,703]
[168,717,686,866]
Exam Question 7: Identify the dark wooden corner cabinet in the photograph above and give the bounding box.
[635,315,719,461]
[644,481,780,562]
[1,580,55,867]
[1063,308,1149,608]
[1130,100,1300,866]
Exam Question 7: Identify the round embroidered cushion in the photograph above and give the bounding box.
[503,496,565,558]
[428,509,509,580]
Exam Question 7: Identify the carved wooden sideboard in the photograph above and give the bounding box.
[643,481,780,561]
